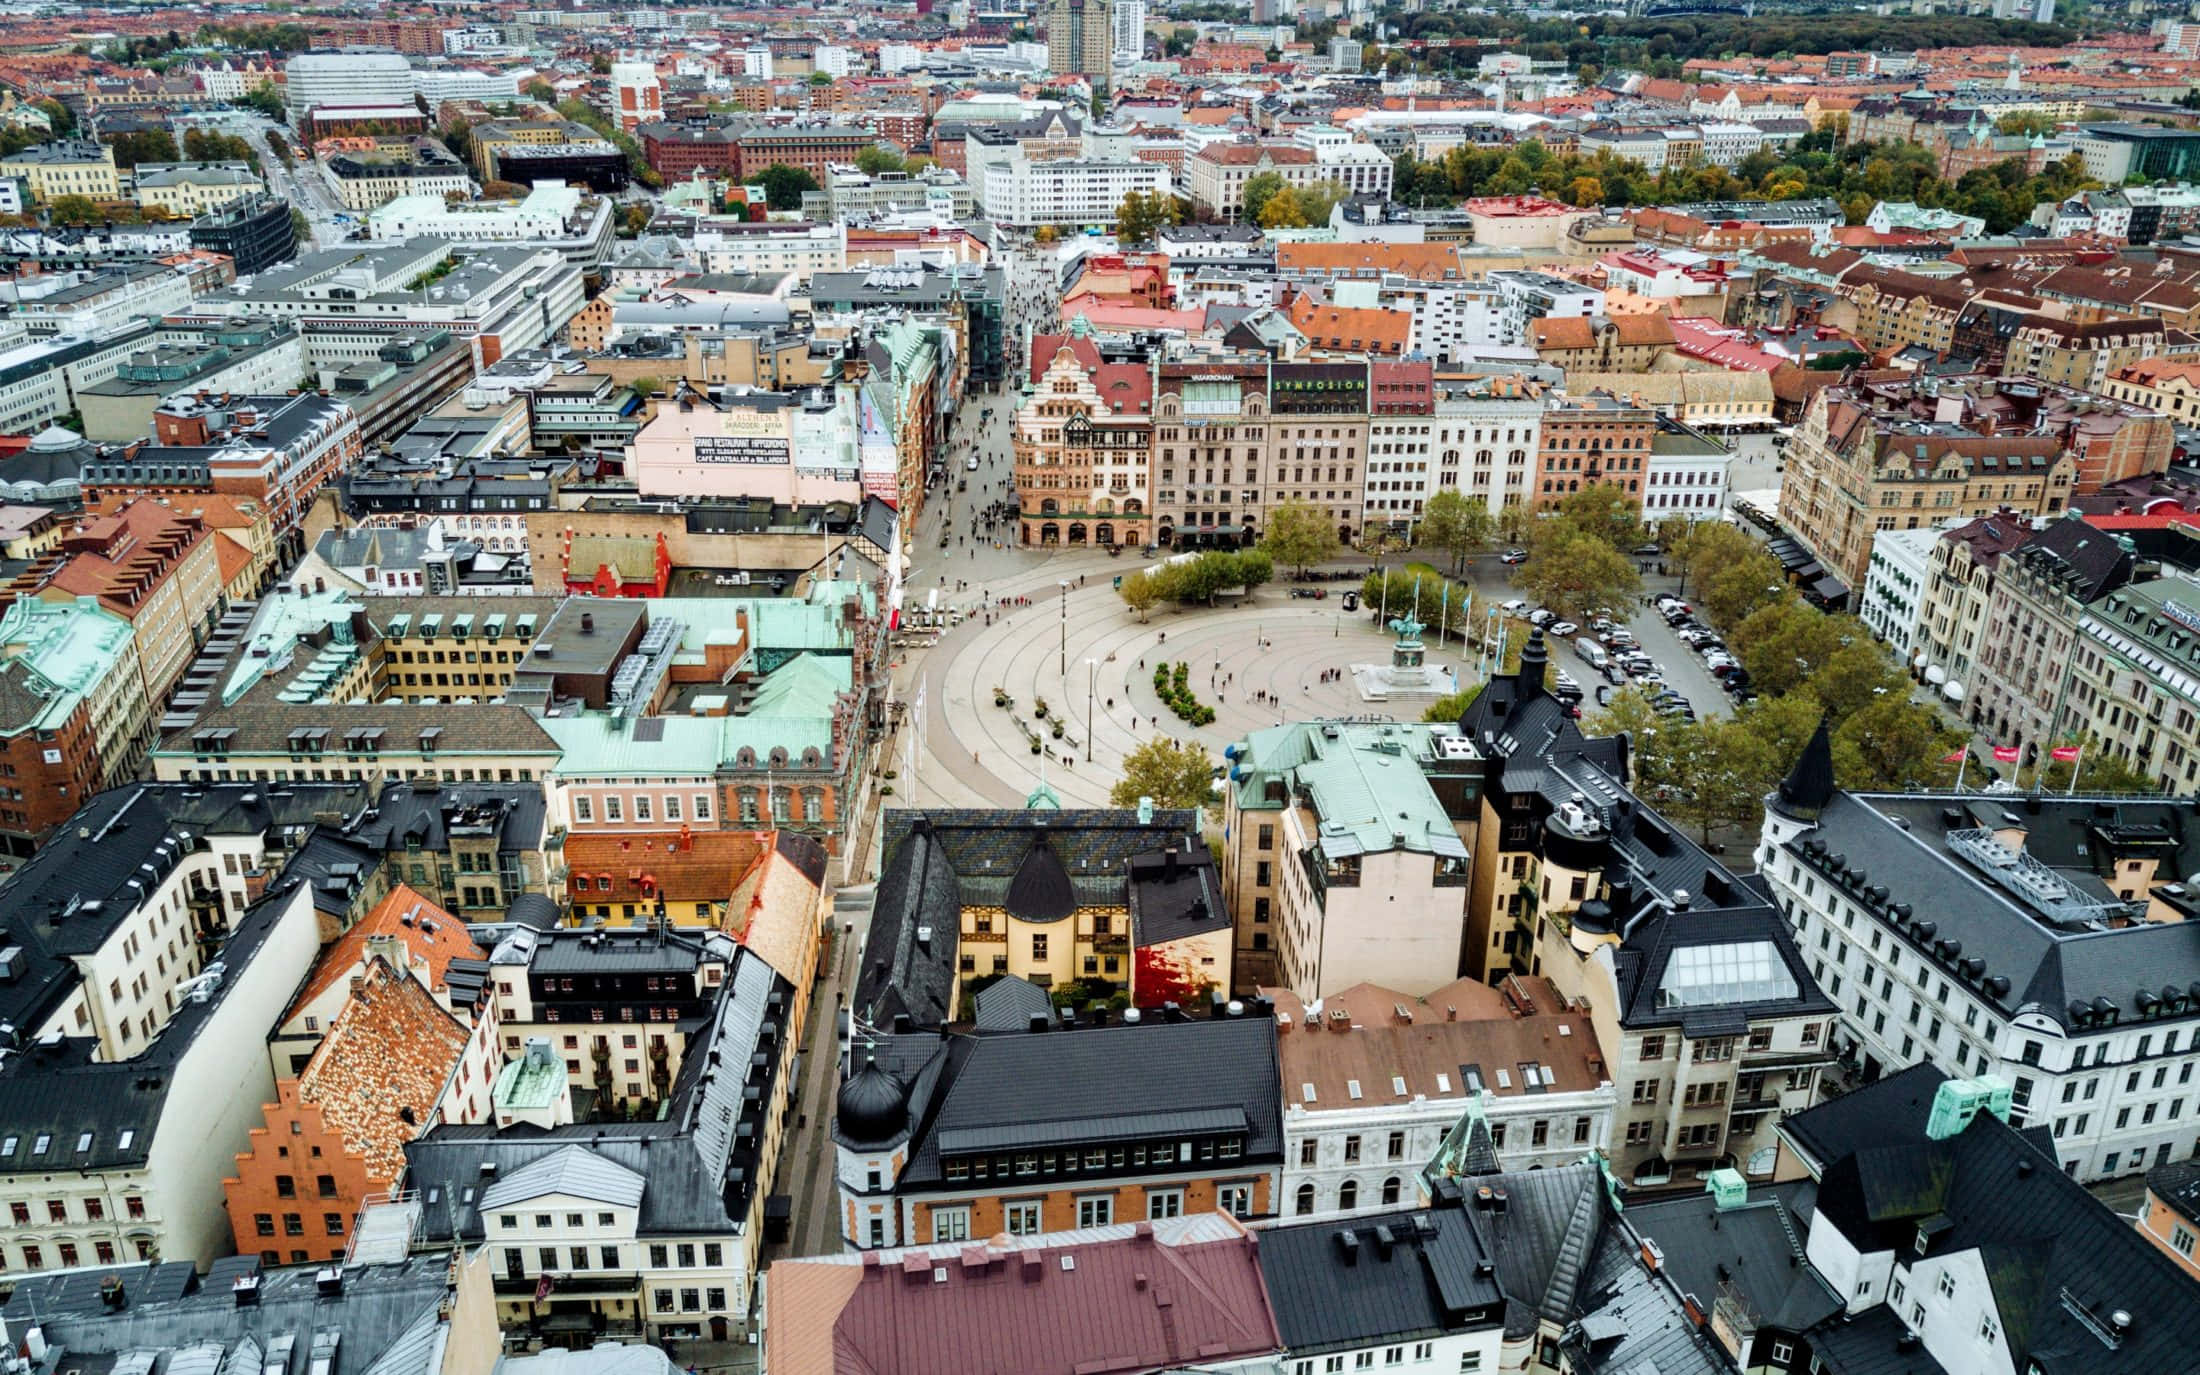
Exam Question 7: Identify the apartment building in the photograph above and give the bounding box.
[321,137,473,213]
[1778,383,2074,590]
[1963,515,2132,760]
[1534,390,1655,509]
[1759,749,2200,1184]
[405,946,797,1343]
[980,157,1168,228]
[1014,335,1156,548]
[33,499,222,707]
[0,593,153,795]
[833,1011,1281,1249]
[2068,575,2200,791]
[1913,511,2036,708]
[1220,720,1480,998]
[1267,976,1613,1217]
[1185,143,1324,222]
[86,391,363,550]
[0,140,121,201]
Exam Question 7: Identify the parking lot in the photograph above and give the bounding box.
[1483,587,1744,725]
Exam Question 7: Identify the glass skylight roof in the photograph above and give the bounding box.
[1656,941,1798,1008]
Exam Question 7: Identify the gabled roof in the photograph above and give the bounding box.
[762,1215,1279,1375]
[294,958,471,1185]
[1259,1204,1503,1354]
[1799,1071,2200,1373]
[478,1143,646,1211]
[286,883,482,1021]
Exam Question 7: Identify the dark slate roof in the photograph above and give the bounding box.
[1807,1303,1954,1375]
[0,781,367,1031]
[970,974,1054,1032]
[2,1254,457,1375]
[1774,716,1837,818]
[1624,1180,1842,1336]
[1562,1228,1730,1375]
[856,822,960,1030]
[1257,1205,1505,1355]
[1802,1073,2200,1374]
[1447,1163,1611,1340]
[1780,1064,1950,1174]
[406,947,792,1237]
[356,779,549,855]
[1004,831,1077,923]
[1126,842,1229,945]
[1610,901,1834,1033]
[2009,512,2133,604]
[863,807,1204,1029]
[0,883,309,1175]
[2144,1157,2200,1229]
[848,1015,1282,1187]
[1789,792,2200,1029]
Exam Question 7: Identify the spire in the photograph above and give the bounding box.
[1515,628,1549,700]
[1773,716,1837,818]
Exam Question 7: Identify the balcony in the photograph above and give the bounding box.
[493,1272,641,1299]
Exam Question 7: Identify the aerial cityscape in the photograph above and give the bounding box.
[7,0,2200,1371]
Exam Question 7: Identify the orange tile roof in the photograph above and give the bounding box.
[212,529,254,588]
[1531,316,1595,350]
[724,832,828,983]
[1264,976,1607,1103]
[295,958,470,1185]
[1284,296,1409,356]
[566,829,772,907]
[1276,241,1464,282]
[286,884,483,1021]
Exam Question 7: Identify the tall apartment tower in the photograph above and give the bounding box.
[609,59,662,134]
[1112,0,1146,63]
[1048,0,1113,80]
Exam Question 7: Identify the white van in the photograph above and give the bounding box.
[1576,640,1609,671]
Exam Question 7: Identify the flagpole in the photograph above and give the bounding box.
[1954,745,1968,793]
[2066,744,2083,797]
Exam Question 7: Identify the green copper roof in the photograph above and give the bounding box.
[1229,720,1470,862]
[0,595,133,697]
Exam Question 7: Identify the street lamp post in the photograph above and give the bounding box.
[1085,657,1099,759]
[1059,579,1070,678]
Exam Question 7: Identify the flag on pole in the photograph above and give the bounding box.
[1992,745,2021,763]
[1941,748,1968,763]
[2050,745,2081,762]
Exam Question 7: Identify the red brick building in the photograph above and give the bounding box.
[733,125,874,179]
[639,123,743,179]
[0,666,100,860]
[1534,391,1657,508]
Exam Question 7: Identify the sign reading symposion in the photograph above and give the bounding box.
[694,415,791,466]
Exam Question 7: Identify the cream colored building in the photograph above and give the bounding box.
[0,140,121,201]
[134,162,265,217]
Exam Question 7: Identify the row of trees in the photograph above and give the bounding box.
[1240,172,1351,230]
[1389,127,2098,234]
[1118,549,1274,617]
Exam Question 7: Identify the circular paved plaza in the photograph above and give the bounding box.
[902,567,1473,812]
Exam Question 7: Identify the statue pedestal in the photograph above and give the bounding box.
[1349,614,1459,701]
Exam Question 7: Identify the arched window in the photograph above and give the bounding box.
[1295,1183,1316,1216]
[1381,1176,1401,1205]
[737,789,759,824]
[1338,1180,1358,1211]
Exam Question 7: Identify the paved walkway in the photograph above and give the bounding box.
[904,572,1441,811]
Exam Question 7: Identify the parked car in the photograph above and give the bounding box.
[1528,609,1557,628]
[1500,598,1530,615]
[1547,620,1579,637]
[1632,543,1663,557]
[1601,663,1628,685]
[1500,548,1529,565]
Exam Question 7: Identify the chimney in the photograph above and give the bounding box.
[581,612,595,633]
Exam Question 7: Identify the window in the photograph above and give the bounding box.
[1218,1183,1252,1218]
[1339,1180,1358,1210]
[1387,1130,1405,1160]
[931,1207,970,1243]
[1300,1138,1318,1167]
[1077,1196,1113,1228]
[255,1213,275,1236]
[1032,934,1048,961]
[1769,1341,1793,1363]
[575,797,592,823]
[1343,1134,1361,1163]
[1148,1190,1182,1219]
[1979,1316,1999,1345]
[1005,1201,1042,1235]
[1938,1271,1956,1299]
[1458,1355,1483,1373]
[1295,1183,1316,1215]
[2176,1225,2197,1257]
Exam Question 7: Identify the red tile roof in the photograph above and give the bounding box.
[566,829,772,908]
[763,1216,1280,1375]
[1284,295,1408,357]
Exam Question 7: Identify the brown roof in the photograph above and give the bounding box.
[1532,316,1596,351]
[762,1217,1280,1375]
[1276,241,1464,282]
[1284,296,1409,356]
[567,828,772,908]
[1194,142,1314,165]
[295,958,470,1187]
[724,831,828,984]
[1263,976,1608,1106]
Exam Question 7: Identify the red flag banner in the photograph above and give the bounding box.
[1942,748,1968,763]
[1992,745,2021,762]
[2050,745,2081,762]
